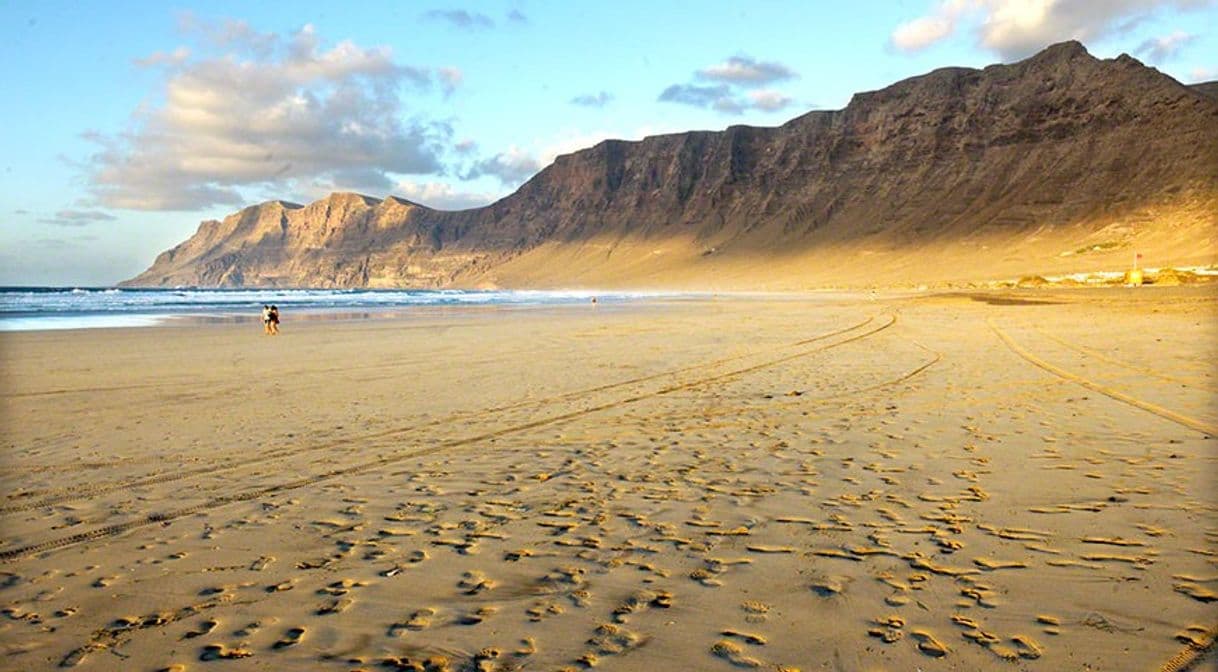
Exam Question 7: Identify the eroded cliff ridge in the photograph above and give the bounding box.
[126,42,1218,289]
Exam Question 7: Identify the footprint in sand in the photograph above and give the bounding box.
[1036,614,1062,634]
[587,622,647,656]
[973,557,1028,571]
[200,644,253,661]
[1081,536,1147,547]
[569,589,593,608]
[809,576,848,598]
[515,637,537,657]
[911,629,949,658]
[377,526,418,538]
[959,583,1001,609]
[1011,634,1044,659]
[504,548,534,562]
[1173,582,1218,603]
[317,579,365,595]
[183,618,218,639]
[650,590,674,609]
[384,549,430,575]
[745,545,796,554]
[457,570,495,595]
[472,647,501,670]
[611,590,668,623]
[526,600,564,623]
[363,544,389,562]
[868,615,905,644]
[266,579,295,593]
[741,601,770,623]
[1176,625,1216,647]
[710,639,764,668]
[315,597,353,615]
[456,606,498,626]
[272,627,305,649]
[690,567,723,587]
[233,620,269,637]
[390,608,436,634]
[721,629,768,645]
[885,594,910,607]
[952,616,1019,660]
[249,556,274,571]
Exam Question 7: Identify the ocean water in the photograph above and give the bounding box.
[0,287,678,331]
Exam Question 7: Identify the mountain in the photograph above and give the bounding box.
[1191,80,1218,100]
[125,42,1218,289]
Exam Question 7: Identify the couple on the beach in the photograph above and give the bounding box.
[261,304,280,335]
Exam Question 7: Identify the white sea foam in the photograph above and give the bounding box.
[0,287,691,331]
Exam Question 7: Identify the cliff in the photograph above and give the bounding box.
[126,42,1218,289]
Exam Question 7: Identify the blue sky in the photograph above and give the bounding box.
[1,0,1215,285]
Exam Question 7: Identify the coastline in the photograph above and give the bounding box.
[0,288,705,332]
[1,288,1215,670]
[6,268,1216,333]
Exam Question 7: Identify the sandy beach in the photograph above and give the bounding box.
[1,288,1215,671]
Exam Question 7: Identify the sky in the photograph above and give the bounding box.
[1,0,1215,286]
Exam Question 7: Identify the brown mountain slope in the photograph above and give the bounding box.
[126,42,1218,289]
[1191,80,1218,100]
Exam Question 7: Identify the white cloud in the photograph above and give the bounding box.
[659,82,795,115]
[747,89,794,112]
[1135,30,1196,62]
[175,13,278,57]
[393,180,498,210]
[38,209,117,226]
[84,22,451,211]
[891,15,957,51]
[659,83,743,114]
[570,91,614,107]
[134,46,191,68]
[463,145,544,185]
[697,56,798,87]
[661,54,801,115]
[423,9,495,30]
[890,0,1213,59]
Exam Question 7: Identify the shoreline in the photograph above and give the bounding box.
[0,289,708,333]
[4,279,1216,333]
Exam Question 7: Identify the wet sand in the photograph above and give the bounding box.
[1,288,1215,671]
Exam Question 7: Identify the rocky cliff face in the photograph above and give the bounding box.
[1191,81,1218,100]
[126,42,1218,289]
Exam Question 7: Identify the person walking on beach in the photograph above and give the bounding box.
[268,305,280,335]
[261,304,272,335]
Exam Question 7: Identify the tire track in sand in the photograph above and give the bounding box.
[0,314,896,562]
[1033,325,1210,389]
[990,318,1216,437]
[0,316,878,513]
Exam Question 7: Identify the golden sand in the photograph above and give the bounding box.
[1,287,1215,670]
